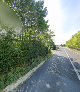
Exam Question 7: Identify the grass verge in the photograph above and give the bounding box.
[0,52,53,91]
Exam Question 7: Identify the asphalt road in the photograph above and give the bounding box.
[15,47,80,92]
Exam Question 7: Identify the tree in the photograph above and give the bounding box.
[66,31,80,49]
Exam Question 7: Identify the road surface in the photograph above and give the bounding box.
[15,47,80,92]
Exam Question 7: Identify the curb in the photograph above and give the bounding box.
[3,60,46,92]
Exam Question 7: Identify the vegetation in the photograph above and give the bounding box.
[66,31,80,49]
[0,0,56,90]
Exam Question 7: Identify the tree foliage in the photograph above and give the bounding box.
[0,0,55,89]
[66,31,80,49]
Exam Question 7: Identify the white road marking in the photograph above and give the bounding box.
[56,81,61,86]
[59,90,63,92]
[46,83,51,89]
[64,48,80,80]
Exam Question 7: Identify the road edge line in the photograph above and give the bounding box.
[64,48,80,80]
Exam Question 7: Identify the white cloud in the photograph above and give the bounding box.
[44,0,65,44]
[44,0,80,45]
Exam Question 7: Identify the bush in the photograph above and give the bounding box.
[0,29,54,90]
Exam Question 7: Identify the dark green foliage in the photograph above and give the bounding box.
[0,30,15,74]
[0,0,55,90]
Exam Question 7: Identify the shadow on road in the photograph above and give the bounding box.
[15,54,80,92]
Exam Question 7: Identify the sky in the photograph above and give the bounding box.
[44,0,80,45]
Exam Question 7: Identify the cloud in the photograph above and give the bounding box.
[44,0,65,44]
[44,0,80,45]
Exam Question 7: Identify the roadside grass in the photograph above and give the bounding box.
[0,52,53,91]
